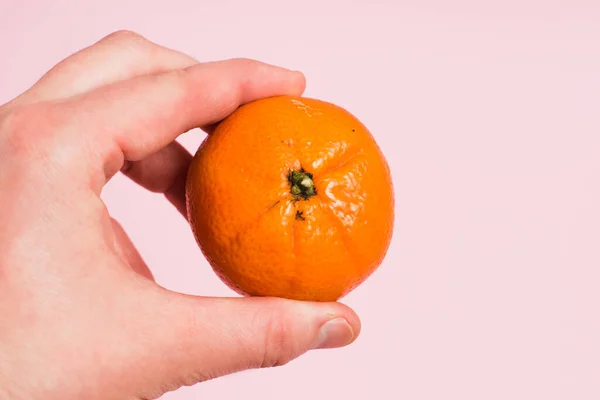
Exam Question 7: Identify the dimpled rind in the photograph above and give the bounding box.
[185,95,394,302]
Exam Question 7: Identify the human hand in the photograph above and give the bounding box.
[0,31,360,400]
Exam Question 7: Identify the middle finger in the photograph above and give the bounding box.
[10,30,198,106]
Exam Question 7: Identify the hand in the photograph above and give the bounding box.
[0,31,360,400]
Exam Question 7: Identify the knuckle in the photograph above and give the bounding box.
[163,67,189,84]
[260,306,296,369]
[158,68,191,105]
[0,105,39,154]
[231,57,271,79]
[222,58,268,104]
[229,57,261,70]
[104,29,149,49]
[0,103,74,163]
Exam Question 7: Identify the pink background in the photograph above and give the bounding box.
[1,1,599,399]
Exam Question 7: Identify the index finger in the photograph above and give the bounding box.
[51,58,306,190]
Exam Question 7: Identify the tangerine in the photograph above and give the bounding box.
[185,96,394,302]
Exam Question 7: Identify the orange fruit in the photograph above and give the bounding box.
[185,96,394,302]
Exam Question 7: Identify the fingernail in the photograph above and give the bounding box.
[292,70,306,81]
[312,317,355,350]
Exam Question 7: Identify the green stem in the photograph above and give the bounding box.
[289,169,316,199]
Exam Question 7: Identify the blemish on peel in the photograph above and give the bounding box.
[290,99,323,117]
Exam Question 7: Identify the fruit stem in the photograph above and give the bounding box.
[289,169,316,199]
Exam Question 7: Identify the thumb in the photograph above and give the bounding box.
[151,293,360,388]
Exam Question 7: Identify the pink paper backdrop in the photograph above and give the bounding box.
[1,1,599,399]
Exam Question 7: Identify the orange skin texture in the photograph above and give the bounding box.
[186,96,394,302]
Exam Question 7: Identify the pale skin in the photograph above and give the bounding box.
[0,31,360,400]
